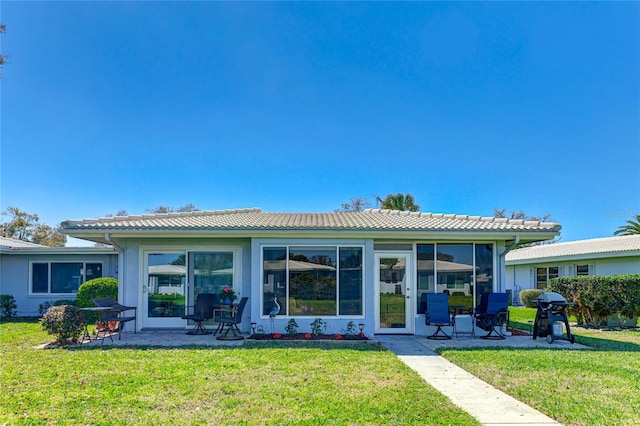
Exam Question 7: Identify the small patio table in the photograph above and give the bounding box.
[80,307,117,344]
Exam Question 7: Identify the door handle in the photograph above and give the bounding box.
[143,285,147,293]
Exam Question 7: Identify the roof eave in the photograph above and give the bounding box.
[62,228,560,244]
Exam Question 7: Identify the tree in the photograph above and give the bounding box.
[493,208,557,247]
[335,197,371,213]
[0,24,7,80]
[375,193,420,212]
[145,204,198,214]
[0,207,66,247]
[493,208,553,222]
[613,215,640,236]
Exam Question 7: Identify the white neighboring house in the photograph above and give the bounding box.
[505,235,640,303]
[0,236,118,316]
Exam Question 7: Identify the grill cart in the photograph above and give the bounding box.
[533,292,575,344]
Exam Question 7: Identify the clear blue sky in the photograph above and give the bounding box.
[1,2,639,246]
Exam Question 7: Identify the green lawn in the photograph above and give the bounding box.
[2,313,638,425]
[440,307,640,426]
[0,319,476,425]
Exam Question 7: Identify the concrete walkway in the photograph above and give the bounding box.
[377,335,563,426]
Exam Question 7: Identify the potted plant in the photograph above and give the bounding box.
[219,287,237,305]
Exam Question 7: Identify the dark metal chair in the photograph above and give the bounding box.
[474,292,509,339]
[215,297,248,340]
[91,297,137,340]
[181,293,216,335]
[425,293,453,340]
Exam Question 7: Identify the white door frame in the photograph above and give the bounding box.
[374,251,414,334]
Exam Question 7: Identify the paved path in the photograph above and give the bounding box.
[376,335,562,426]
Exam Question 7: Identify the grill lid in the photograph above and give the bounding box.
[536,292,568,303]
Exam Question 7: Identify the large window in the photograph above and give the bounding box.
[262,246,363,317]
[416,243,494,311]
[30,262,103,294]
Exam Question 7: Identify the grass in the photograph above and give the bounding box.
[0,319,477,425]
[439,307,640,426]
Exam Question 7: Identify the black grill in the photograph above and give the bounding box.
[532,292,575,344]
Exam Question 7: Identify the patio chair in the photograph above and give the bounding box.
[215,297,248,340]
[425,293,453,340]
[181,293,216,335]
[474,292,509,340]
[91,297,137,340]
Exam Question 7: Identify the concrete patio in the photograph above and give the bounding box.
[76,329,589,351]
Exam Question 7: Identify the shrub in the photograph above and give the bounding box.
[285,318,299,336]
[38,299,77,316]
[550,274,640,328]
[41,305,86,344]
[76,277,118,308]
[310,318,327,336]
[0,294,17,318]
[519,289,543,308]
[76,277,117,322]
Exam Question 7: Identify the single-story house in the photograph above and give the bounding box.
[505,234,640,303]
[60,208,561,336]
[0,236,118,316]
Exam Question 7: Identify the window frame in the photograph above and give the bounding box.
[29,261,104,296]
[261,244,365,319]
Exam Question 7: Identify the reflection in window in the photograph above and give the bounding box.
[339,248,363,315]
[30,262,104,294]
[192,252,233,302]
[416,243,494,310]
[289,247,337,316]
[417,244,435,313]
[263,247,287,316]
[262,246,363,317]
[474,244,494,307]
[147,253,186,317]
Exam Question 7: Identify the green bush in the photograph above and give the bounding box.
[76,277,117,323]
[76,277,118,308]
[519,289,543,308]
[550,274,640,328]
[0,294,18,318]
[38,299,77,316]
[41,305,86,344]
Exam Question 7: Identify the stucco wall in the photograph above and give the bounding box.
[0,252,118,316]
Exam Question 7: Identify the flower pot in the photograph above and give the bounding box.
[223,297,232,305]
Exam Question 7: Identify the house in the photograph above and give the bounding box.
[60,208,560,336]
[0,236,118,316]
[505,234,640,303]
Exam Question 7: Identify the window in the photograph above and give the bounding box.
[576,265,590,276]
[416,243,494,311]
[262,246,363,317]
[536,266,559,289]
[30,262,103,294]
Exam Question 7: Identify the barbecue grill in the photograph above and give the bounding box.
[532,292,575,344]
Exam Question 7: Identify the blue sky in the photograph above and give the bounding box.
[1,2,639,246]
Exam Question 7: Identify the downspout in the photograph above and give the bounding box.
[498,235,520,293]
[104,233,125,303]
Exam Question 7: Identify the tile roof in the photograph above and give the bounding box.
[506,234,640,262]
[0,236,46,249]
[61,208,561,234]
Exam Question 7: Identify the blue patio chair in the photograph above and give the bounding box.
[474,292,509,339]
[425,293,453,340]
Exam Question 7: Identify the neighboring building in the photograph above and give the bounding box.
[505,235,640,303]
[60,208,560,336]
[0,236,118,316]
